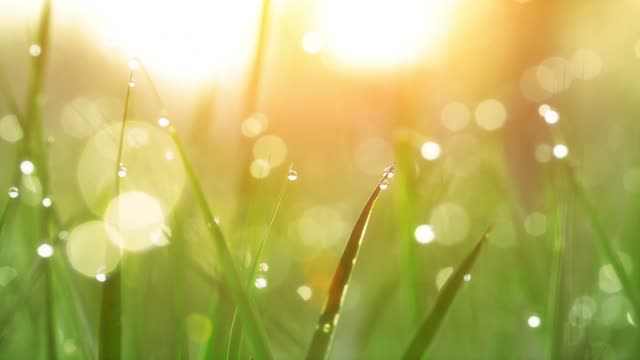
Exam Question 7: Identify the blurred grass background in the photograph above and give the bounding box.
[2,0,640,358]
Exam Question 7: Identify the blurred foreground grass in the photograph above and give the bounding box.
[2,0,640,359]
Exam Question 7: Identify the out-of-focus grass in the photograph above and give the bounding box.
[2,0,640,359]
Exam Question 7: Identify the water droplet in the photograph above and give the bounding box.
[128,79,136,88]
[20,160,35,175]
[322,323,331,333]
[255,277,267,289]
[42,197,52,208]
[383,166,395,178]
[8,187,19,198]
[118,164,127,177]
[96,273,107,282]
[158,117,170,128]
[259,262,269,272]
[379,180,389,190]
[29,44,41,57]
[463,274,472,282]
[297,285,312,301]
[37,243,54,258]
[288,170,298,181]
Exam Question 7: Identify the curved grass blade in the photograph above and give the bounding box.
[169,125,274,360]
[568,165,640,319]
[223,164,292,359]
[305,165,395,360]
[136,61,274,359]
[402,225,493,360]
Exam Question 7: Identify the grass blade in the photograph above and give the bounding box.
[99,70,134,360]
[305,165,395,360]
[402,226,493,359]
[568,165,640,319]
[135,61,274,359]
[223,164,292,359]
[169,125,274,360]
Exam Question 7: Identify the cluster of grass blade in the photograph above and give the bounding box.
[402,225,493,359]
[0,0,62,357]
[137,63,275,359]
[169,124,274,359]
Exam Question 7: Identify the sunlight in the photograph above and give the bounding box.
[319,0,459,68]
[85,0,262,81]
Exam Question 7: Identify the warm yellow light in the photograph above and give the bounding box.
[319,0,459,68]
[85,0,262,81]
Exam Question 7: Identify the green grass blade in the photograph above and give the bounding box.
[569,165,640,319]
[169,125,274,360]
[224,164,292,359]
[402,226,493,360]
[305,165,395,360]
[99,70,134,360]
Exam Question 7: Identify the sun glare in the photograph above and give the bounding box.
[319,0,459,68]
[85,0,262,81]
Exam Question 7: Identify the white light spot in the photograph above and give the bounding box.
[528,315,541,328]
[96,273,107,282]
[420,141,441,161]
[128,80,136,88]
[128,58,140,70]
[543,110,559,124]
[255,277,267,289]
[42,197,52,208]
[297,285,313,301]
[302,31,325,54]
[538,104,551,117]
[37,243,54,258]
[259,262,269,272]
[20,160,35,175]
[158,117,170,128]
[164,151,174,160]
[463,274,471,282]
[553,144,569,159]
[288,169,298,181]
[414,224,435,244]
[29,44,41,57]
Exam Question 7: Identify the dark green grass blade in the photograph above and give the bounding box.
[402,226,493,360]
[169,125,274,360]
[568,165,640,319]
[305,165,395,360]
[99,70,134,360]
